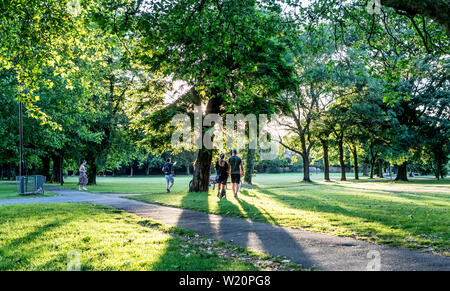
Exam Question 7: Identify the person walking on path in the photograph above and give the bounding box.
[215,153,230,199]
[162,158,176,193]
[228,148,244,198]
[78,160,88,191]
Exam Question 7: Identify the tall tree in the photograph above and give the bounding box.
[135,0,293,191]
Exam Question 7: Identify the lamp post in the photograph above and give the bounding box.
[18,101,24,194]
[19,101,24,177]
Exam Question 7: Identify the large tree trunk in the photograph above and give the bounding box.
[321,139,330,182]
[50,153,64,185]
[41,156,51,182]
[369,161,375,179]
[189,95,222,192]
[377,159,384,178]
[244,147,255,184]
[51,154,61,184]
[302,154,311,182]
[395,161,409,181]
[86,153,97,185]
[338,137,346,181]
[352,145,359,180]
[189,148,213,192]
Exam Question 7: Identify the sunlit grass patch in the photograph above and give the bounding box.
[0,203,274,270]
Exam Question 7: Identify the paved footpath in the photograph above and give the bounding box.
[1,187,449,271]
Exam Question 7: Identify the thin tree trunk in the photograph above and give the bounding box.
[321,139,330,182]
[186,165,190,176]
[60,153,64,186]
[338,137,346,181]
[352,145,359,180]
[395,162,408,181]
[244,147,256,184]
[300,132,312,182]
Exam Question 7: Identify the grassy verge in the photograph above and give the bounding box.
[0,203,301,271]
[0,184,58,200]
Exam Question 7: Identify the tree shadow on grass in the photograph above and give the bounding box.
[213,192,316,269]
[236,191,278,225]
[0,218,70,270]
[257,187,449,249]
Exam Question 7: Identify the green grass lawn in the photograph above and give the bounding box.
[61,174,449,255]
[0,184,58,200]
[0,203,297,271]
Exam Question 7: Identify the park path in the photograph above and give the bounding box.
[1,186,449,271]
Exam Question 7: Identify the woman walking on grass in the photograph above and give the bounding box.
[78,160,88,191]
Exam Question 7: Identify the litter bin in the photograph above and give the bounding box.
[16,175,46,195]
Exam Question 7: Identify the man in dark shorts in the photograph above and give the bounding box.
[162,158,177,193]
[228,148,244,198]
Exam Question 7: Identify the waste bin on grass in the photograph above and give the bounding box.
[16,175,46,195]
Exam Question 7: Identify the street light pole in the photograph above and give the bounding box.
[19,101,24,177]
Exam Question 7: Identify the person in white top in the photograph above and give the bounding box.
[78,160,88,191]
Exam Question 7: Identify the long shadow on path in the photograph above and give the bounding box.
[168,191,318,269]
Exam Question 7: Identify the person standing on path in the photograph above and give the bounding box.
[162,158,177,193]
[228,148,244,198]
[78,160,88,191]
[215,153,230,199]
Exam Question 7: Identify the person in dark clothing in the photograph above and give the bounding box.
[228,148,244,198]
[215,153,230,199]
[162,158,177,193]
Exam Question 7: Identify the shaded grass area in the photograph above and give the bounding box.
[0,184,58,200]
[0,203,275,271]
